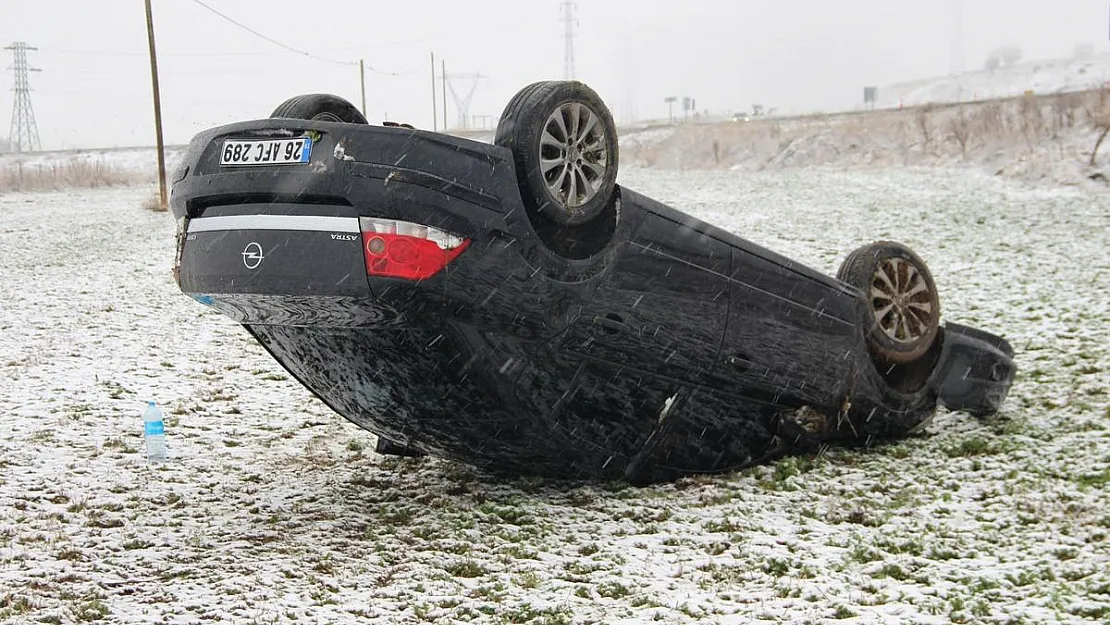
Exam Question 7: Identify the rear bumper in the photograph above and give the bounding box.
[170,118,520,221]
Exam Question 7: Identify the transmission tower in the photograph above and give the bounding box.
[949,0,965,75]
[5,42,42,153]
[561,2,577,80]
[445,73,483,129]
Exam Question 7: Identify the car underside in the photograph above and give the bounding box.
[170,82,1016,483]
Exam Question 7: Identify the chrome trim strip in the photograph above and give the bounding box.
[187,215,359,234]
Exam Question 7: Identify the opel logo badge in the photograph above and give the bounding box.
[242,242,264,269]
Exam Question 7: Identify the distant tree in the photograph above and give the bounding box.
[1091,114,1110,167]
[984,53,1001,72]
[1091,91,1110,167]
[1073,43,1095,59]
[950,107,972,158]
[999,45,1023,67]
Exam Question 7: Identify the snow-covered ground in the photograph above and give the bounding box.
[1,168,1108,624]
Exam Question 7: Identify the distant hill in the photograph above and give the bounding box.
[877,54,1110,108]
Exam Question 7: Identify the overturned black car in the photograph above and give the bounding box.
[170,81,1015,483]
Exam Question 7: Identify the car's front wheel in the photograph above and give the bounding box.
[837,241,941,365]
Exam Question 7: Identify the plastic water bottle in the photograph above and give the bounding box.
[143,401,167,464]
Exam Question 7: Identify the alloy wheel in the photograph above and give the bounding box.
[871,257,936,343]
[539,102,609,211]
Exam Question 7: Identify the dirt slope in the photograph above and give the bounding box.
[621,89,1110,190]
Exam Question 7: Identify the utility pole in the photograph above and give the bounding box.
[621,55,636,124]
[5,42,42,153]
[144,0,167,209]
[428,52,437,132]
[359,59,367,118]
[561,1,577,80]
[441,59,447,132]
[430,52,438,132]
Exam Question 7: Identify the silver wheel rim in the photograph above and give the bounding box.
[539,102,609,210]
[870,257,935,344]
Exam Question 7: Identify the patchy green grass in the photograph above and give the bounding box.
[1,170,1108,624]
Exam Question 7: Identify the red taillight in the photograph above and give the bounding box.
[359,217,470,281]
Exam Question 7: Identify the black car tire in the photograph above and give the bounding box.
[270,94,368,124]
[837,241,941,365]
[495,81,619,227]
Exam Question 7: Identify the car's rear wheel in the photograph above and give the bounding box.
[837,241,940,365]
[496,81,619,227]
[270,94,368,124]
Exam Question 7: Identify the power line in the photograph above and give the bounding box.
[47,48,277,58]
[40,47,421,77]
[189,0,356,66]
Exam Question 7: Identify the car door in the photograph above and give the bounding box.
[721,244,859,412]
[561,212,731,387]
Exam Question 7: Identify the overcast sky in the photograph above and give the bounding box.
[1,0,1107,149]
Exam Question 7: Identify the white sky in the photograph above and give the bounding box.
[1,0,1107,149]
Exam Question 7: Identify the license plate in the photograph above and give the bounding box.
[220,137,312,166]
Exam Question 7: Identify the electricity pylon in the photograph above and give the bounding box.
[5,42,42,153]
[445,73,483,130]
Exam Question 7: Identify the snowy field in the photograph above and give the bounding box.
[0,168,1108,624]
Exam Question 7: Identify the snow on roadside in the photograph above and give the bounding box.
[0,168,1107,624]
[878,53,1110,109]
[621,87,1110,192]
[0,148,185,176]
